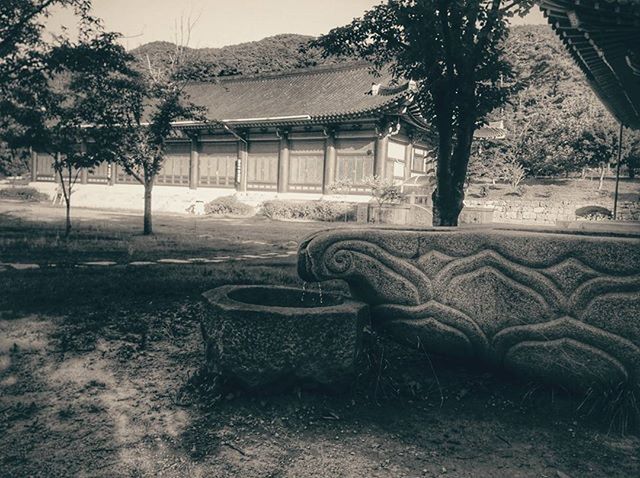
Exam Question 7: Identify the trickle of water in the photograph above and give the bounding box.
[318,282,323,306]
[301,281,307,304]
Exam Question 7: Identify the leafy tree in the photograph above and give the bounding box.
[0,0,92,69]
[113,37,205,235]
[0,0,94,181]
[6,16,138,235]
[0,145,30,183]
[477,25,620,182]
[467,144,506,187]
[40,27,139,235]
[626,155,640,179]
[314,0,533,225]
[622,130,640,179]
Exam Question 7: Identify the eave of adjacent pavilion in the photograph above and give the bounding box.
[539,0,640,130]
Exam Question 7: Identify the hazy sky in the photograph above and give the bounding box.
[46,0,547,50]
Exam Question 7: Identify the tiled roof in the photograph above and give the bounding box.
[183,62,414,126]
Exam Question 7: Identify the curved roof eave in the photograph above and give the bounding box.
[539,0,640,129]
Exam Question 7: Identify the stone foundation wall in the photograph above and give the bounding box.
[465,198,640,224]
[1,182,370,214]
[4,182,639,224]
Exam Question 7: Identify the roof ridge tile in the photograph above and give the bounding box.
[189,60,378,86]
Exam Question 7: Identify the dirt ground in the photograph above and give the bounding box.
[1,202,639,477]
[466,176,640,205]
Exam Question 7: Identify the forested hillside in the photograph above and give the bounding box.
[131,26,583,82]
[131,33,345,79]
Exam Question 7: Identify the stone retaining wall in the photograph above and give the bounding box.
[465,198,640,224]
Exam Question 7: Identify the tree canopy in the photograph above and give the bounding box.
[0,0,95,178]
[472,25,639,181]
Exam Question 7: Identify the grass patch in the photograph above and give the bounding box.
[467,177,640,204]
[0,207,349,263]
[579,383,640,434]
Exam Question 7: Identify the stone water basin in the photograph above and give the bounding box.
[201,285,369,389]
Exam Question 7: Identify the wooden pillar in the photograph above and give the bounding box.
[404,142,413,181]
[30,148,37,182]
[55,152,61,184]
[323,130,336,195]
[374,135,388,178]
[108,163,116,186]
[277,131,290,193]
[189,136,199,190]
[237,140,248,193]
[80,142,88,184]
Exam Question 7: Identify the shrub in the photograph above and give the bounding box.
[502,159,527,193]
[327,178,355,195]
[0,186,48,202]
[575,205,613,221]
[363,175,406,206]
[260,200,356,222]
[204,196,254,217]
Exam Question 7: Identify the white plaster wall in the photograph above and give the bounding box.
[24,182,233,214]
[11,182,372,214]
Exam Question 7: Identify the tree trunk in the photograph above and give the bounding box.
[598,163,605,190]
[432,196,462,225]
[432,163,466,226]
[432,125,461,226]
[143,179,153,235]
[58,166,72,236]
[432,107,475,227]
[65,196,71,236]
[629,166,635,179]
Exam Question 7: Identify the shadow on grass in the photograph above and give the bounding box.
[0,316,120,477]
[603,191,640,203]
[0,263,308,313]
[0,202,343,264]
[526,178,574,187]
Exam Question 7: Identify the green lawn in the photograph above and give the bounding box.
[1,201,639,478]
[0,201,347,264]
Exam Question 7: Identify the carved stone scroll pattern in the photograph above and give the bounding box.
[298,231,640,388]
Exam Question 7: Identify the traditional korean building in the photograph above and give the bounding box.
[29,62,438,209]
